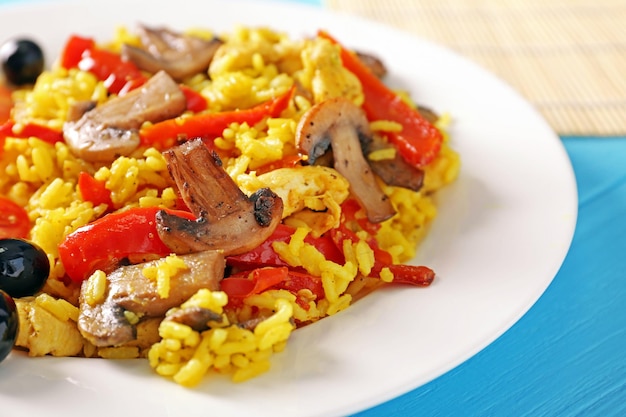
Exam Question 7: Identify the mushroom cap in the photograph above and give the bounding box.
[295,97,395,223]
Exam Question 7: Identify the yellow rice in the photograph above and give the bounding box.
[1,24,460,386]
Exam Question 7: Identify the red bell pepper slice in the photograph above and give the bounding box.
[319,31,443,168]
[0,196,30,239]
[77,171,113,210]
[139,86,294,149]
[60,35,95,69]
[226,223,344,270]
[0,120,64,146]
[180,85,208,113]
[61,34,148,96]
[0,85,13,125]
[221,266,325,311]
[58,206,195,283]
[221,267,289,299]
[330,212,435,287]
[254,154,302,175]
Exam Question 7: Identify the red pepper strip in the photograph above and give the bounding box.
[58,206,195,283]
[221,267,289,299]
[60,35,95,69]
[226,223,344,270]
[340,198,381,235]
[77,171,113,210]
[330,220,435,287]
[373,264,435,287]
[0,85,13,125]
[0,120,64,146]
[319,31,443,168]
[0,196,30,239]
[221,266,324,311]
[60,34,148,95]
[139,86,295,149]
[78,47,147,95]
[255,154,303,175]
[180,85,208,113]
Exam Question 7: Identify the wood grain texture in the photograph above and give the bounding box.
[325,0,626,136]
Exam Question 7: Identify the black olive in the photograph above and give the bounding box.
[0,238,50,298]
[0,289,18,363]
[0,38,44,86]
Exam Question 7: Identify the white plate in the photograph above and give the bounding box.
[0,0,577,416]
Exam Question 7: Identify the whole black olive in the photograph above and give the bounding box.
[0,238,50,297]
[0,289,18,363]
[0,38,44,86]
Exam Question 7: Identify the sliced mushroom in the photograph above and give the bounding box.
[63,70,186,162]
[356,51,387,79]
[164,306,223,332]
[155,138,284,255]
[365,138,425,192]
[296,97,395,223]
[77,250,224,347]
[122,25,223,81]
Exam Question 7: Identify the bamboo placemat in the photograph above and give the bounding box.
[324,0,626,136]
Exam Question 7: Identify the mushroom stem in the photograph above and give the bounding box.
[329,123,394,223]
[296,97,396,223]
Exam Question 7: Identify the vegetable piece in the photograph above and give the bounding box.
[139,86,294,148]
[180,85,207,113]
[0,289,18,363]
[63,70,186,162]
[0,85,13,124]
[60,35,95,69]
[226,223,344,270]
[77,171,113,209]
[155,138,284,255]
[121,24,223,81]
[0,120,64,146]
[221,267,290,299]
[58,206,196,283]
[319,31,443,168]
[296,96,395,223]
[0,39,44,86]
[0,197,30,239]
[78,250,224,347]
[0,238,50,297]
[60,34,147,95]
[332,203,435,287]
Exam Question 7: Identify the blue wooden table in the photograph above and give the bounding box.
[1,0,624,415]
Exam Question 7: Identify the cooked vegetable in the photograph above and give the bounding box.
[0,289,18,363]
[0,238,50,297]
[63,70,187,162]
[60,34,146,95]
[155,138,284,255]
[139,86,294,148]
[296,96,395,223]
[77,250,224,347]
[58,207,197,283]
[121,24,223,81]
[0,38,44,86]
[319,31,443,168]
[0,197,30,239]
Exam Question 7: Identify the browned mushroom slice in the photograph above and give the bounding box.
[356,51,387,79]
[122,25,223,81]
[77,250,224,347]
[365,138,425,192]
[155,138,284,255]
[63,70,186,162]
[296,97,395,223]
